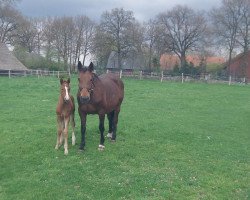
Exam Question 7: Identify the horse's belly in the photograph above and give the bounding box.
[79,104,98,114]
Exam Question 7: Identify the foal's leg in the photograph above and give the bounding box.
[111,107,120,142]
[70,114,76,146]
[55,116,63,149]
[63,117,70,155]
[98,114,105,151]
[107,111,114,138]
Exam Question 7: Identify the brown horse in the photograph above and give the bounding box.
[77,61,124,151]
[55,78,75,155]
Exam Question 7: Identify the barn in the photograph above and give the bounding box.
[0,42,27,73]
[227,50,250,79]
[106,51,144,72]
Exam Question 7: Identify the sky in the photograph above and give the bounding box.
[17,0,222,22]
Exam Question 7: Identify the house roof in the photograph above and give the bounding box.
[160,54,225,70]
[0,43,27,70]
[228,50,250,64]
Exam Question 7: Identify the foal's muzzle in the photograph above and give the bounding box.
[64,97,70,103]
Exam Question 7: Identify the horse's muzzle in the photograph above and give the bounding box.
[80,96,90,104]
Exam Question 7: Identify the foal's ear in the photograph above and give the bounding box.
[67,78,70,84]
[60,78,63,85]
[78,61,83,71]
[88,62,94,72]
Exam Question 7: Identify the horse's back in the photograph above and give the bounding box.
[99,73,124,93]
[99,73,124,106]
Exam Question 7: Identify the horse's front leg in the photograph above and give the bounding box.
[79,112,87,151]
[98,113,105,151]
[63,117,70,155]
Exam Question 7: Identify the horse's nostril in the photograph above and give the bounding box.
[80,96,90,103]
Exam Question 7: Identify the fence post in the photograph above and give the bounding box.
[57,71,60,78]
[106,69,109,74]
[229,76,231,85]
[8,70,11,78]
[140,71,142,80]
[182,73,184,83]
[161,71,163,82]
[119,70,122,79]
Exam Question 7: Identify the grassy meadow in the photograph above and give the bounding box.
[0,76,249,199]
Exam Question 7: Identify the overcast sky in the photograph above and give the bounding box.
[17,0,222,22]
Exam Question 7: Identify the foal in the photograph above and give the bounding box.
[55,78,75,155]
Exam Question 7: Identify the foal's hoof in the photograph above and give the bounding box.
[64,150,68,155]
[111,139,116,143]
[98,144,105,151]
[55,145,59,150]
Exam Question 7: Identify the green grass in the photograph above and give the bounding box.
[0,76,249,200]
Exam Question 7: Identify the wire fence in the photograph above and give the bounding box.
[1,69,249,86]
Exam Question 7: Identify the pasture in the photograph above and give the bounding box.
[0,76,249,199]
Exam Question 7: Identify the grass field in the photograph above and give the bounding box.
[0,76,249,199]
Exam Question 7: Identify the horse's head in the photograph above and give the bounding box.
[60,78,71,103]
[78,61,96,104]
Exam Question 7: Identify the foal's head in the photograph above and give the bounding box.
[77,61,96,104]
[60,78,71,102]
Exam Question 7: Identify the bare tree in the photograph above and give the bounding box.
[236,0,250,51]
[14,18,38,53]
[43,17,56,62]
[210,0,245,75]
[158,5,207,70]
[51,17,75,71]
[0,1,22,44]
[74,15,95,67]
[98,8,135,69]
[144,19,167,70]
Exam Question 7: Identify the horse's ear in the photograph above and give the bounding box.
[88,62,94,72]
[60,78,63,85]
[78,61,83,71]
[67,78,70,84]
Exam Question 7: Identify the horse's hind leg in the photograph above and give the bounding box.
[70,114,76,146]
[111,107,120,142]
[107,111,114,138]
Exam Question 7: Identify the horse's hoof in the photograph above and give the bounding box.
[55,145,59,150]
[107,132,113,138]
[64,150,68,155]
[79,146,85,152]
[111,139,116,143]
[98,144,105,151]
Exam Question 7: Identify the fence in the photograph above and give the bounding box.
[1,69,249,86]
[0,69,70,78]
